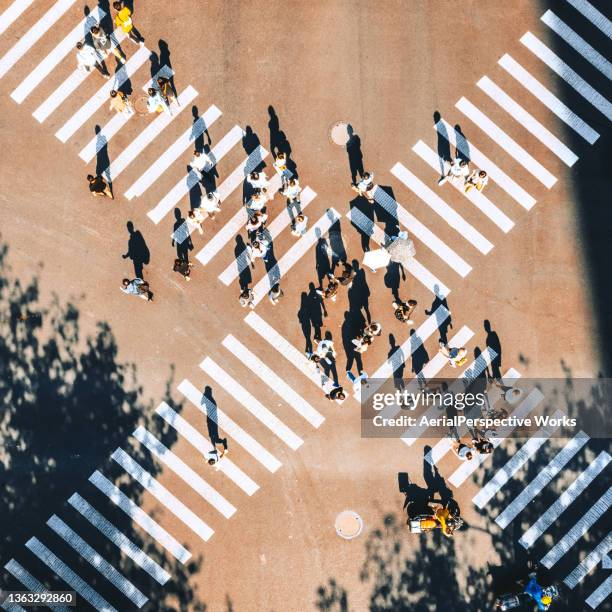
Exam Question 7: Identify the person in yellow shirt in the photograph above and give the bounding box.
[112,2,145,44]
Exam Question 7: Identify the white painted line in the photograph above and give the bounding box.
[345,207,452,295]
[586,575,612,609]
[178,378,282,472]
[111,447,214,541]
[0,0,76,80]
[476,77,578,167]
[435,118,538,209]
[67,492,170,585]
[132,425,236,518]
[473,406,559,509]
[495,431,590,529]
[78,66,175,162]
[2,601,26,612]
[251,208,340,305]
[499,53,599,144]
[125,104,222,198]
[11,7,105,103]
[542,10,612,79]
[566,0,612,39]
[88,470,191,563]
[243,311,344,399]
[146,127,249,225]
[522,451,611,550]
[223,334,325,428]
[200,357,303,450]
[412,140,515,231]
[155,401,259,495]
[542,486,612,568]
[392,161,495,251]
[521,31,612,121]
[25,537,117,612]
[46,514,148,608]
[603,555,612,569]
[218,145,269,202]
[373,184,472,276]
[219,185,316,285]
[55,44,151,142]
[565,531,612,588]
[0,0,35,37]
[4,559,70,612]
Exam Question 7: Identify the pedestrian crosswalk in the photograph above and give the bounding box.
[0,0,36,37]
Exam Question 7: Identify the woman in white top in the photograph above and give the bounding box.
[187,208,206,234]
[147,87,171,115]
[464,169,488,193]
[190,149,213,174]
[247,170,269,190]
[249,239,270,262]
[245,212,268,236]
[352,171,375,202]
[76,41,109,77]
[282,178,302,203]
[201,192,221,218]
[438,158,469,186]
[291,214,308,237]
[273,152,291,184]
[249,188,269,211]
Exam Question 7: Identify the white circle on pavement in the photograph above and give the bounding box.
[335,510,363,539]
[330,121,350,146]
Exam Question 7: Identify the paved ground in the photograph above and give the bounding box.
[0,0,611,610]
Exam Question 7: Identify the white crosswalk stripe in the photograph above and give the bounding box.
[11,7,105,103]
[565,531,612,589]
[542,10,612,80]
[155,401,259,495]
[251,207,338,306]
[566,0,612,39]
[0,0,35,37]
[46,514,148,608]
[495,431,590,529]
[346,207,452,295]
[200,357,303,450]
[476,77,578,167]
[178,378,282,472]
[1,601,26,612]
[4,559,70,612]
[373,184,472,276]
[88,470,191,563]
[217,145,269,203]
[132,425,237,518]
[520,451,611,550]
[222,334,325,428]
[125,104,222,199]
[111,447,214,542]
[147,125,244,224]
[586,575,612,610]
[521,31,612,121]
[25,537,117,612]
[0,0,76,80]
[541,486,612,568]
[392,161,495,252]
[434,119,537,210]
[67,492,171,585]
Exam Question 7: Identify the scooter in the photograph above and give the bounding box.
[407,499,463,536]
[494,573,559,610]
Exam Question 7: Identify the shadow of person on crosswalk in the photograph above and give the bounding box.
[202,386,228,450]
[94,125,113,196]
[425,284,452,344]
[242,125,261,155]
[235,235,253,290]
[455,124,471,163]
[191,105,212,153]
[348,260,372,325]
[346,124,364,184]
[95,1,113,35]
[172,208,193,263]
[384,260,406,302]
[434,110,451,177]
[267,106,298,177]
[410,329,430,377]
[484,319,503,381]
[158,40,178,100]
[342,309,366,383]
[371,185,401,238]
[122,221,150,279]
[348,195,374,252]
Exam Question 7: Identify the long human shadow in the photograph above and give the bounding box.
[341,308,366,380]
[347,259,372,324]
[267,105,298,177]
[328,218,348,272]
[371,184,401,238]
[425,284,452,344]
[297,282,326,353]
[122,220,150,279]
[0,242,208,610]
[172,207,193,262]
[346,124,364,184]
[94,125,112,193]
[158,39,178,99]
[191,104,212,153]
[348,195,374,252]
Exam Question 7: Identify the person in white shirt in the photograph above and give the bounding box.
[246,211,267,237]
[352,171,375,202]
[291,214,308,237]
[281,177,302,204]
[452,440,474,461]
[249,239,270,263]
[464,169,488,193]
[315,338,336,363]
[268,283,284,305]
[187,208,206,234]
[247,170,269,190]
[201,191,221,218]
[273,152,291,184]
[90,25,125,64]
[249,188,269,211]
[206,439,228,468]
[76,41,109,77]
[109,89,133,115]
[190,149,213,175]
[147,87,171,115]
[438,157,469,186]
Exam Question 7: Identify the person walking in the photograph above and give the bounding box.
[157,76,175,106]
[113,1,145,44]
[190,149,213,175]
[76,41,109,77]
[206,438,228,468]
[249,187,270,211]
[90,25,125,64]
[273,152,291,184]
[393,299,417,324]
[291,214,308,237]
[147,87,171,115]
[364,322,382,339]
[173,258,193,281]
[187,208,206,235]
[249,239,270,264]
[87,174,113,198]
[351,171,375,202]
[268,283,284,305]
[451,440,474,461]
[316,273,339,302]
[239,288,255,309]
[439,342,468,368]
[109,90,133,115]
[464,169,488,193]
[245,211,268,238]
[121,278,152,301]
[247,170,269,190]
[201,191,221,219]
[281,177,302,205]
[438,157,469,186]
[325,386,346,401]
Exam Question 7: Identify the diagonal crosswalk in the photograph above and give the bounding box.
[0,0,36,37]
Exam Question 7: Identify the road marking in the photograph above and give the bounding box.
[521,31,612,121]
[88,470,191,563]
[222,334,325,428]
[476,77,578,167]
[200,357,303,450]
[521,451,611,550]
[566,0,612,39]
[217,145,268,202]
[155,401,259,495]
[132,425,237,518]
[4,559,70,612]
[565,531,612,588]
[178,378,282,472]
[392,161,495,252]
[11,7,105,103]
[67,492,170,585]
[111,447,214,541]
[0,0,76,80]
[78,66,175,162]
[147,125,244,224]
[125,104,222,199]
[0,0,35,37]
[542,10,612,79]
[586,575,612,610]
[434,118,537,210]
[346,207,451,295]
[541,486,612,568]
[499,53,599,144]
[373,184,472,277]
[495,431,590,529]
[25,537,117,612]
[251,207,339,305]
[46,514,148,608]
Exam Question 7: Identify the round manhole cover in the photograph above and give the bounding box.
[335,510,363,539]
[330,121,351,146]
